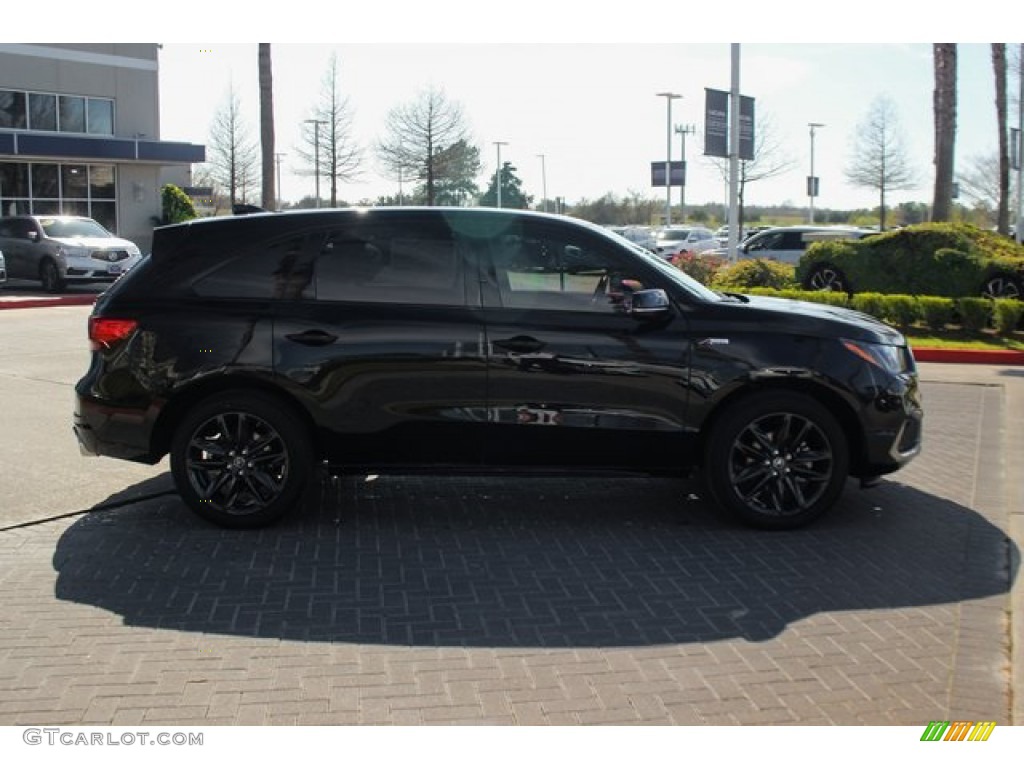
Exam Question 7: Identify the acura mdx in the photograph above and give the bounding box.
[74,208,923,530]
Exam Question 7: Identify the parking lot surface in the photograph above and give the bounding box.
[0,304,1020,725]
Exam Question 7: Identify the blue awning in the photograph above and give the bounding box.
[0,130,205,164]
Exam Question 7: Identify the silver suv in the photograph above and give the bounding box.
[0,215,142,292]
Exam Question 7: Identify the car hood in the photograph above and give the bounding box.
[734,293,906,346]
[51,236,139,251]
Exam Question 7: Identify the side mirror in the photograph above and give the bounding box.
[27,231,39,242]
[629,288,671,319]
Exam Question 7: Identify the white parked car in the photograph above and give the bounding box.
[0,215,143,293]
[706,226,875,265]
[654,226,719,259]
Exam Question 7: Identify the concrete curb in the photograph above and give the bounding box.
[0,295,98,310]
[912,347,1024,365]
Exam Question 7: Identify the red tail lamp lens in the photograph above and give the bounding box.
[89,317,138,350]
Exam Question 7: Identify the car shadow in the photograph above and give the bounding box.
[52,472,1017,648]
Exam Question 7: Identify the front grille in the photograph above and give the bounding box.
[91,249,130,263]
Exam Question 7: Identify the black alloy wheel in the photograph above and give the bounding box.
[703,392,849,529]
[170,391,312,528]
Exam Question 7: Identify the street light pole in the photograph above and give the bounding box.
[274,153,286,210]
[808,122,825,224]
[674,124,695,223]
[494,141,508,208]
[304,119,327,208]
[537,153,548,212]
[656,92,681,226]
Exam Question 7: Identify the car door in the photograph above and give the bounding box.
[272,212,488,469]
[472,217,692,473]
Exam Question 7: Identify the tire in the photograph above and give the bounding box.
[702,392,849,530]
[804,263,849,293]
[40,259,66,293]
[170,390,313,528]
[981,273,1021,300]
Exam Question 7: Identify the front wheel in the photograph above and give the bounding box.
[170,391,313,528]
[702,392,849,530]
[40,259,66,293]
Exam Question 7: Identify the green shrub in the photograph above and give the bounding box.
[993,299,1024,334]
[670,252,726,286]
[851,292,887,320]
[796,222,1024,298]
[160,183,198,224]
[919,296,955,331]
[881,294,919,327]
[956,297,991,331]
[711,259,797,290]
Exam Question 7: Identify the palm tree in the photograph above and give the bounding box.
[258,44,275,210]
[992,43,1010,234]
[932,44,957,221]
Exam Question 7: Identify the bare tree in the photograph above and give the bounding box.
[957,152,1000,216]
[259,44,276,210]
[993,43,1010,234]
[295,53,361,207]
[932,43,957,221]
[707,113,796,230]
[206,82,258,208]
[845,95,917,230]
[376,87,478,206]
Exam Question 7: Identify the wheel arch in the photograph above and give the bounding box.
[151,375,319,460]
[696,378,869,477]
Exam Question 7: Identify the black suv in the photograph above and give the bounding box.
[74,208,923,530]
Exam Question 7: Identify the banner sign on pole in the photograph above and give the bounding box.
[704,88,756,161]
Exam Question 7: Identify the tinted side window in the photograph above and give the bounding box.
[192,234,312,300]
[488,223,648,314]
[315,224,464,306]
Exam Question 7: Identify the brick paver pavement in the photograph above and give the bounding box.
[0,379,1016,725]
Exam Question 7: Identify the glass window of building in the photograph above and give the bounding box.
[0,90,27,129]
[58,95,86,133]
[31,164,59,198]
[29,93,57,131]
[87,99,114,135]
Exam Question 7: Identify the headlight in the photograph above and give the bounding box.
[841,339,910,373]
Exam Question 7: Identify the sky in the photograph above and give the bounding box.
[23,3,1014,216]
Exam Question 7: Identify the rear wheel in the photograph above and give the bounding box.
[982,273,1021,299]
[804,264,849,293]
[170,391,313,528]
[40,259,66,293]
[702,392,849,530]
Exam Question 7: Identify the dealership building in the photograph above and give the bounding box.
[0,43,205,252]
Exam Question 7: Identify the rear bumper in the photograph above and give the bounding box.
[73,391,160,464]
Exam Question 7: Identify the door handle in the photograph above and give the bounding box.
[493,335,545,354]
[285,329,338,346]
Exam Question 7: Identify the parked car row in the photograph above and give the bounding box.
[0,215,143,292]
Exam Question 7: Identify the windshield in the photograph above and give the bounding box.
[657,228,692,241]
[601,228,722,303]
[39,218,112,239]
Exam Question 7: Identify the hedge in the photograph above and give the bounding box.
[713,287,1023,335]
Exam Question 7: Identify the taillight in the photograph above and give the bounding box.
[89,317,138,350]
